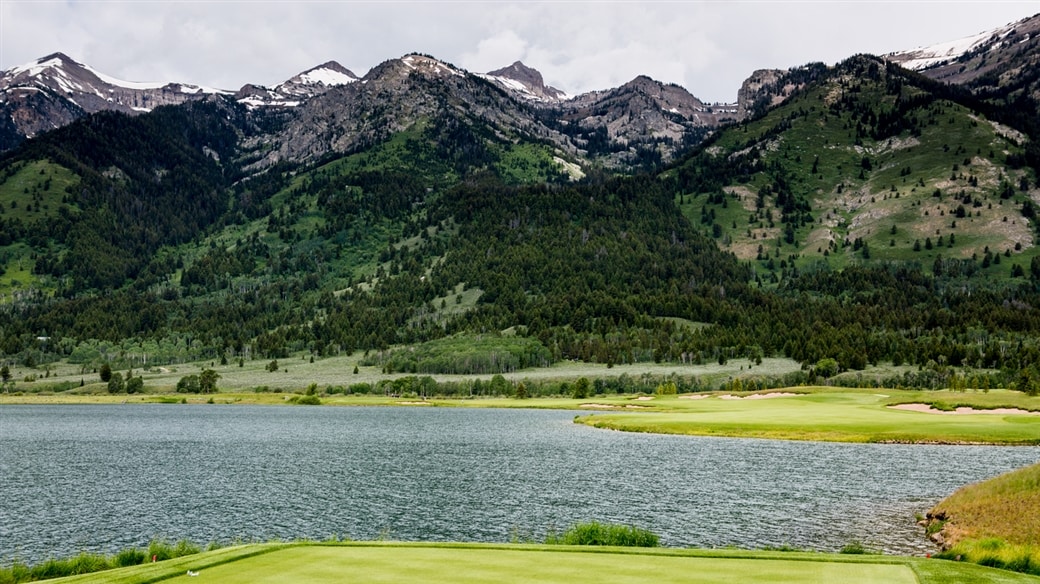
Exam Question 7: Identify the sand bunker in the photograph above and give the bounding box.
[718,392,800,400]
[889,403,1040,416]
[678,394,709,400]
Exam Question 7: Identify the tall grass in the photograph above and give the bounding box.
[0,539,208,584]
[929,462,1040,576]
[545,522,659,547]
[937,538,1040,576]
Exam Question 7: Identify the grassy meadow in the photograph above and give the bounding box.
[32,542,1040,584]
[0,353,802,396]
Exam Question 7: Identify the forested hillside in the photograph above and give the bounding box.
[2,54,1040,394]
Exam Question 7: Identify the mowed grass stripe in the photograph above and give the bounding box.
[157,545,916,584]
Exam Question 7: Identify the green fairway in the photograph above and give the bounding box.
[576,390,1040,444]
[42,543,1040,584]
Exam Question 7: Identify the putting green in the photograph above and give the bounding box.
[158,545,914,584]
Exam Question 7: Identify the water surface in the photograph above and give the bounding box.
[1,405,1037,563]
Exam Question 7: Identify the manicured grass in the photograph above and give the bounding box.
[36,543,1040,584]
[929,463,1040,575]
[576,390,1040,444]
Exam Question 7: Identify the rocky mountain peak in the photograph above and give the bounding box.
[399,54,465,78]
[236,61,359,108]
[278,61,358,94]
[481,61,568,102]
[0,52,226,143]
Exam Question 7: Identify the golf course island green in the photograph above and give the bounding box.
[573,388,1040,445]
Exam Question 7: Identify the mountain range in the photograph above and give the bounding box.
[1,12,1040,387]
[0,50,743,170]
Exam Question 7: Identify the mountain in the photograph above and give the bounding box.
[0,52,226,145]
[886,13,1040,187]
[1,51,744,171]
[479,61,569,102]
[550,75,739,168]
[239,54,578,171]
[235,61,359,107]
[885,13,1040,87]
[4,38,1040,384]
[673,54,1037,282]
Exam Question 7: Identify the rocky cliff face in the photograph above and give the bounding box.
[553,75,738,166]
[480,61,569,101]
[241,54,576,169]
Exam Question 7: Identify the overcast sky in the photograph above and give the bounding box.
[1,1,1037,103]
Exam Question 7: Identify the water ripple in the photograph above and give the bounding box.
[1,405,1037,563]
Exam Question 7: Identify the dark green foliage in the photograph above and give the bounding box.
[8,101,247,293]
[106,371,124,393]
[198,369,220,393]
[125,375,143,394]
[176,374,200,393]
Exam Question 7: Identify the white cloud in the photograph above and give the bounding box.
[460,30,530,73]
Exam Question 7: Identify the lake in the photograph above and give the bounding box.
[1,405,1037,563]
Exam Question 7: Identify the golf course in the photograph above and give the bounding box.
[4,385,1039,583]
[572,388,1040,444]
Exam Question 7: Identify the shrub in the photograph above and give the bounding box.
[176,374,200,393]
[839,541,875,554]
[545,521,659,547]
[290,394,322,405]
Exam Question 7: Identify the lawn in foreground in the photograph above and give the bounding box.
[46,543,1040,584]
[576,390,1040,444]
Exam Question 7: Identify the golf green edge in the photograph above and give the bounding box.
[41,542,1040,584]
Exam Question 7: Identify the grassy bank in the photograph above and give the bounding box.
[29,542,1040,584]
[927,463,1040,575]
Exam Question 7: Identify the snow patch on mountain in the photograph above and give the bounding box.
[297,66,357,87]
[401,54,464,77]
[891,29,996,70]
